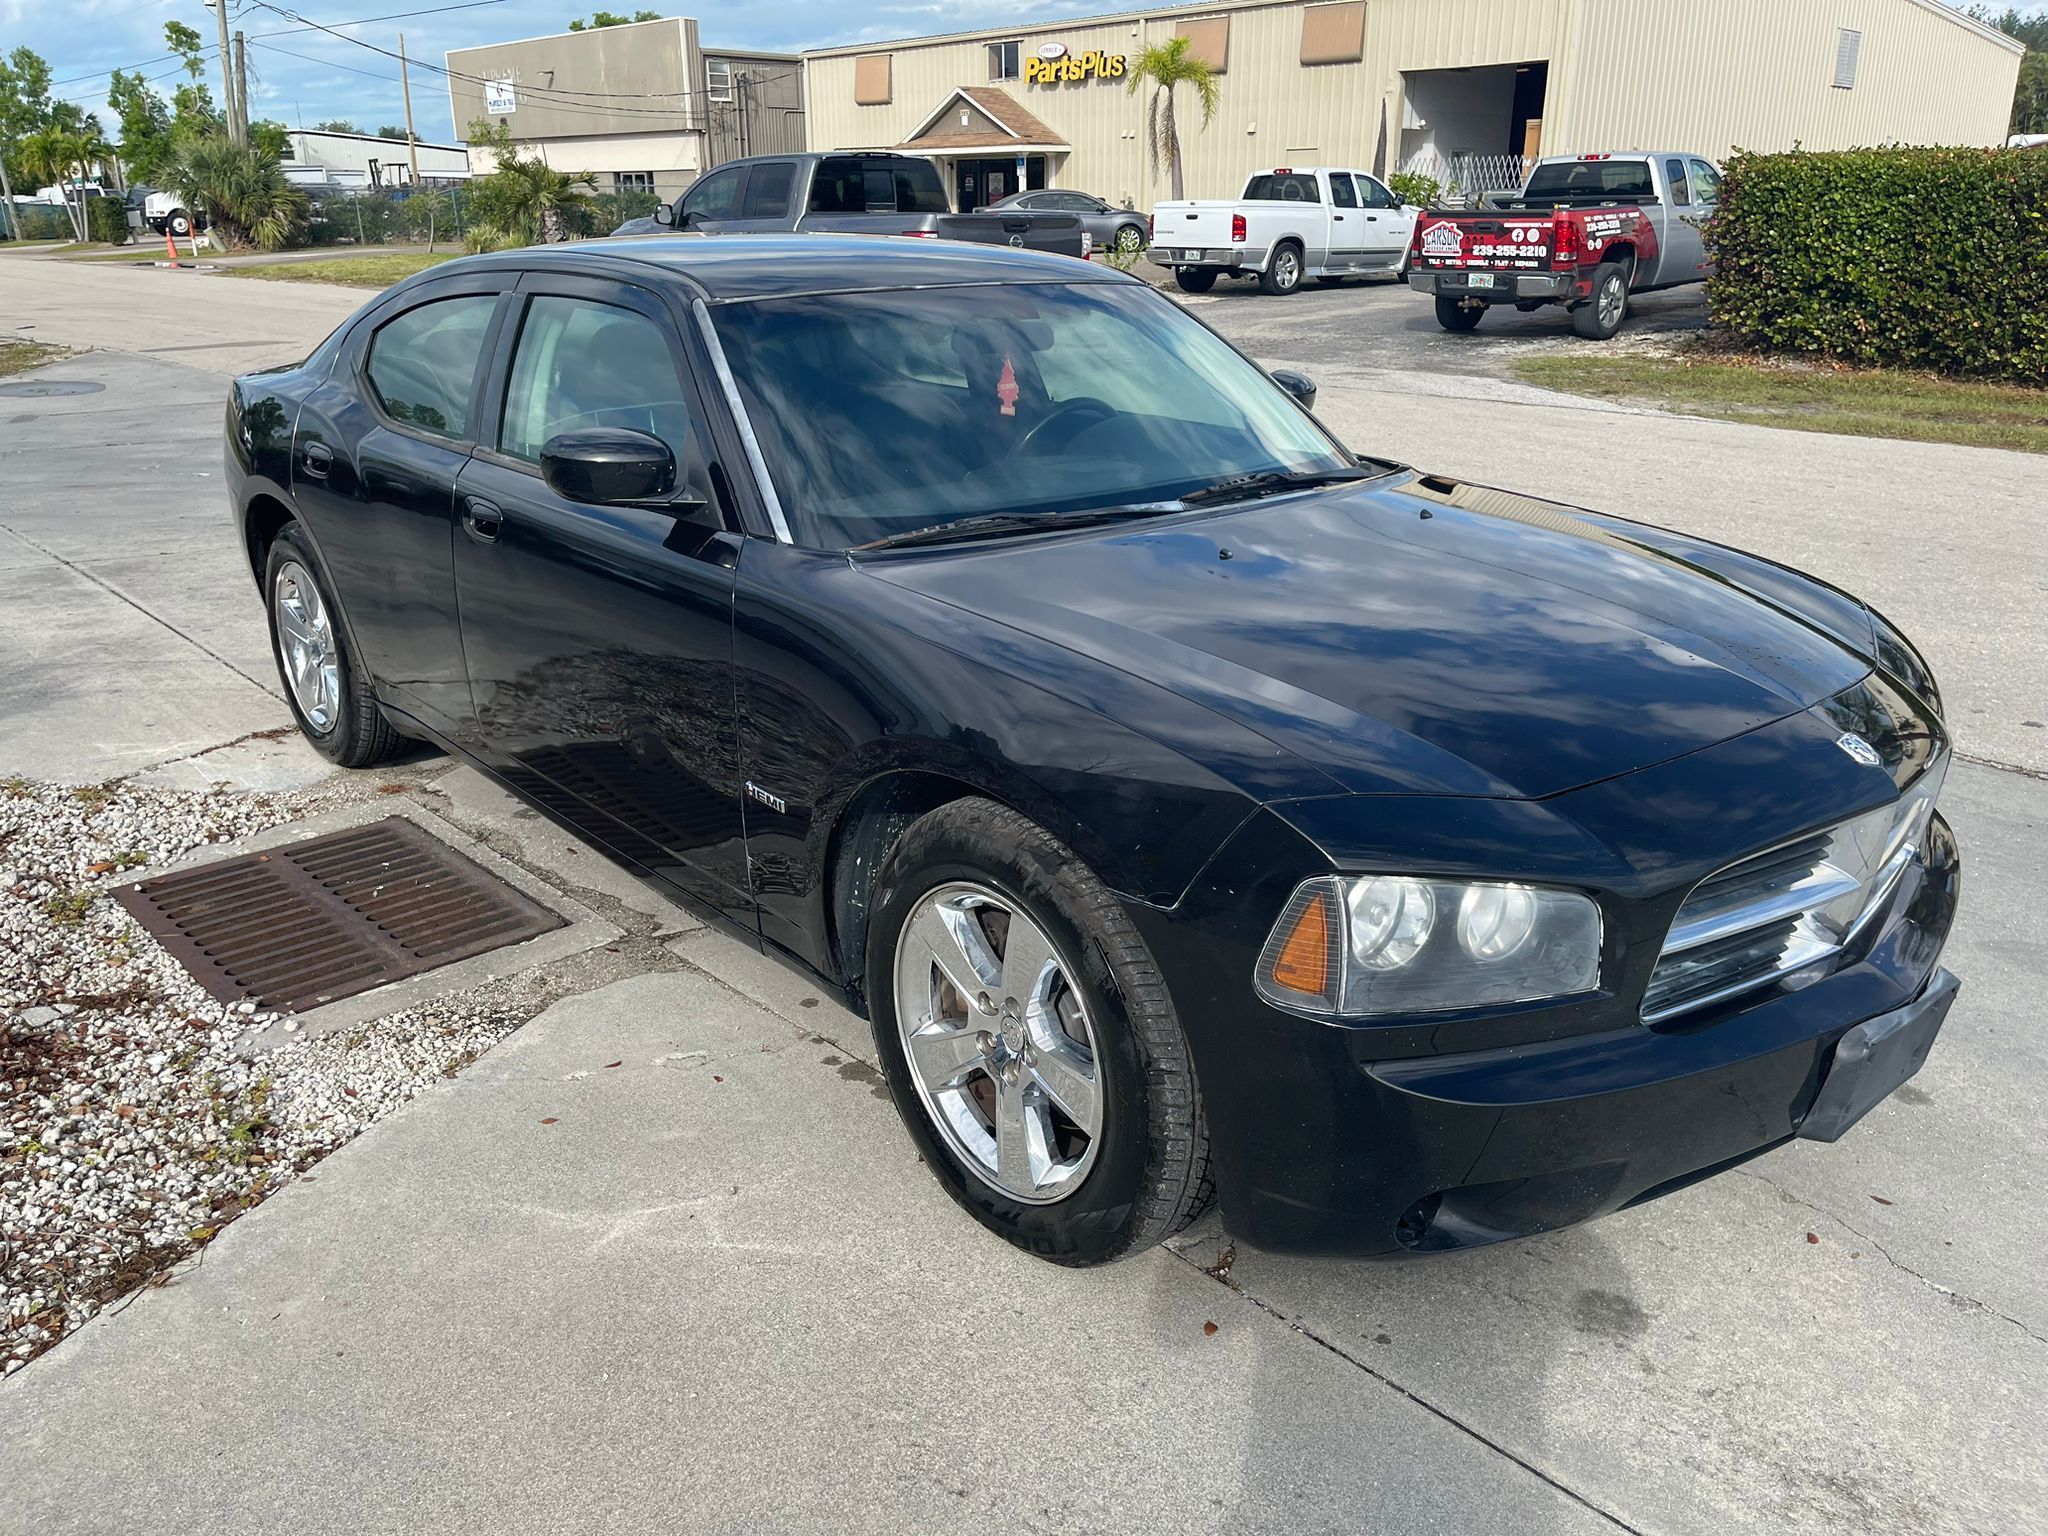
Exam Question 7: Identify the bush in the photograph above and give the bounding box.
[1707,147,2048,385]
[1388,171,1441,209]
[84,195,128,243]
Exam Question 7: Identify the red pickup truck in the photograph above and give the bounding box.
[1406,152,1721,338]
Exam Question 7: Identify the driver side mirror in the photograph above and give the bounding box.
[652,201,676,227]
[540,427,703,514]
[1270,369,1318,412]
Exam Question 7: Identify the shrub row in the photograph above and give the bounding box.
[1707,146,2048,385]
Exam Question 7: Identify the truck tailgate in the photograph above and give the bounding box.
[1154,203,1240,251]
[1414,212,1555,272]
[935,211,1085,257]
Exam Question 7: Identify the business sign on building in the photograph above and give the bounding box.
[1024,43,1126,86]
[484,77,517,114]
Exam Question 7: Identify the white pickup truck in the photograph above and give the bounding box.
[1148,167,1420,296]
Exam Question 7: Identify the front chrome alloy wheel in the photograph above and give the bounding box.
[892,882,1104,1204]
[273,559,341,733]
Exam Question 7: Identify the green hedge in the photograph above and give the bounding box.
[1707,147,2048,385]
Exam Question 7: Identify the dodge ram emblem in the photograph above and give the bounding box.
[1835,732,1882,767]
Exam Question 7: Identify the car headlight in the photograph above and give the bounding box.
[1255,875,1602,1019]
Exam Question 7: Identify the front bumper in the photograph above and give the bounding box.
[1409,268,1575,302]
[1131,746,1962,1257]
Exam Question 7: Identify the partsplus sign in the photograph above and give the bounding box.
[1024,42,1127,85]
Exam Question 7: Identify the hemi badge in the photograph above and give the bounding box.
[745,781,788,814]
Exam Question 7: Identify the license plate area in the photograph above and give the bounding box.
[1467,272,1497,289]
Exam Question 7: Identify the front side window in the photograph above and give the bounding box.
[1688,159,1723,205]
[988,40,1020,80]
[683,165,742,221]
[365,294,497,440]
[741,161,796,218]
[498,296,697,473]
[712,282,1350,549]
[1355,174,1400,209]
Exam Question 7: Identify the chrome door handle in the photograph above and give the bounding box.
[461,497,503,543]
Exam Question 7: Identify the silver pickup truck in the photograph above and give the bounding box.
[615,152,1087,258]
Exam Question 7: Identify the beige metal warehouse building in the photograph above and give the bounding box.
[802,0,2024,210]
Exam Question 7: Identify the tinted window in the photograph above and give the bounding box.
[1329,174,1358,208]
[683,165,742,220]
[1688,158,1723,204]
[1664,158,1691,206]
[810,157,950,214]
[742,161,796,218]
[712,283,1348,549]
[1043,191,1097,212]
[365,294,496,440]
[499,296,696,471]
[1244,172,1321,203]
[1522,159,1656,199]
[1356,174,1400,209]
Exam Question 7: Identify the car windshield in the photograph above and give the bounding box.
[709,282,1351,550]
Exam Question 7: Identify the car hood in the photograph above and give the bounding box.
[870,475,1876,801]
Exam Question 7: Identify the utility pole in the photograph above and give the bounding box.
[208,1,241,146]
[234,32,251,146]
[398,32,422,187]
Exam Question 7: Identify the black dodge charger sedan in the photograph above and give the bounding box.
[226,235,1960,1264]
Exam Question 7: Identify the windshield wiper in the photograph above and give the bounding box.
[852,505,1173,552]
[1175,466,1381,507]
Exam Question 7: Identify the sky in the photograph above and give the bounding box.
[4,0,1177,145]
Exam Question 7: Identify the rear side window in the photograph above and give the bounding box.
[365,294,496,440]
[1664,158,1691,205]
[1329,175,1358,208]
[1244,172,1321,203]
[498,296,697,472]
[742,161,796,218]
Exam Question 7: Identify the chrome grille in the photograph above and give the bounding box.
[1642,759,1946,1025]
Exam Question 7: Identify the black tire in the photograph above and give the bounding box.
[1435,295,1483,331]
[1173,268,1217,294]
[1573,260,1631,339]
[865,798,1213,1266]
[1112,223,1145,254]
[1258,241,1304,295]
[167,211,191,237]
[263,523,406,768]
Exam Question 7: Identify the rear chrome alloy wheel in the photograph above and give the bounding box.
[892,881,1104,1205]
[273,558,341,733]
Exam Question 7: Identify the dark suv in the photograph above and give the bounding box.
[613,152,1085,256]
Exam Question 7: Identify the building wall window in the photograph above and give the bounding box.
[614,171,655,192]
[1833,28,1862,89]
[707,57,734,104]
[854,53,893,105]
[988,40,1020,80]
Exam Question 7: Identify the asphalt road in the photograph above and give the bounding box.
[2,257,2044,1534]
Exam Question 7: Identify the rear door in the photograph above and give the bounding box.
[289,272,517,744]
[1353,172,1417,266]
[720,158,799,232]
[1654,156,1707,286]
[1325,172,1364,270]
[451,271,751,917]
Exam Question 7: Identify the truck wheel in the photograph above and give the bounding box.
[866,798,1214,1265]
[1259,242,1304,296]
[1434,296,1483,332]
[1573,262,1630,339]
[1173,269,1217,294]
[168,211,191,238]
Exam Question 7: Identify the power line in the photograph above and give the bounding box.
[246,0,510,42]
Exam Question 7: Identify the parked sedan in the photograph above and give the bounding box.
[984,189,1150,255]
[227,236,1960,1264]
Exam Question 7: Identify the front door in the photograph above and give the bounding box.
[1656,157,1708,286]
[1353,173,1417,267]
[452,272,750,917]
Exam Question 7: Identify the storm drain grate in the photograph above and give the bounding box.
[115,817,566,1013]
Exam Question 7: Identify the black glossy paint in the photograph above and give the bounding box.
[225,239,1961,1256]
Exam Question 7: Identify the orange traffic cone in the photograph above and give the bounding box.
[164,228,179,268]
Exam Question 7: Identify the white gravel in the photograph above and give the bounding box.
[1,776,526,1375]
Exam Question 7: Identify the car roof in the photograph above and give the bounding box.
[455,234,1138,303]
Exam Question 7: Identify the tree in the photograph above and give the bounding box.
[1970,4,2048,134]
[376,125,410,140]
[465,118,597,244]
[249,120,290,160]
[568,10,660,29]
[314,119,359,134]
[164,21,208,82]
[1,46,56,226]
[165,135,307,251]
[109,69,174,183]
[1124,36,1220,202]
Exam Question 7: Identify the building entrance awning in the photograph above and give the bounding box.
[896,86,1070,157]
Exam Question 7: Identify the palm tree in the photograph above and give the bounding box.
[496,153,598,243]
[1125,36,1221,202]
[19,126,89,241]
[166,135,308,251]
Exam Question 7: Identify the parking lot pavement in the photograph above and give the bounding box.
[2,265,2045,1532]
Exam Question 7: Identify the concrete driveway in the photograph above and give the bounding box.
[2,259,2044,1534]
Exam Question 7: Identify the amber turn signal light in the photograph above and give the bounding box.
[1269,891,1331,996]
